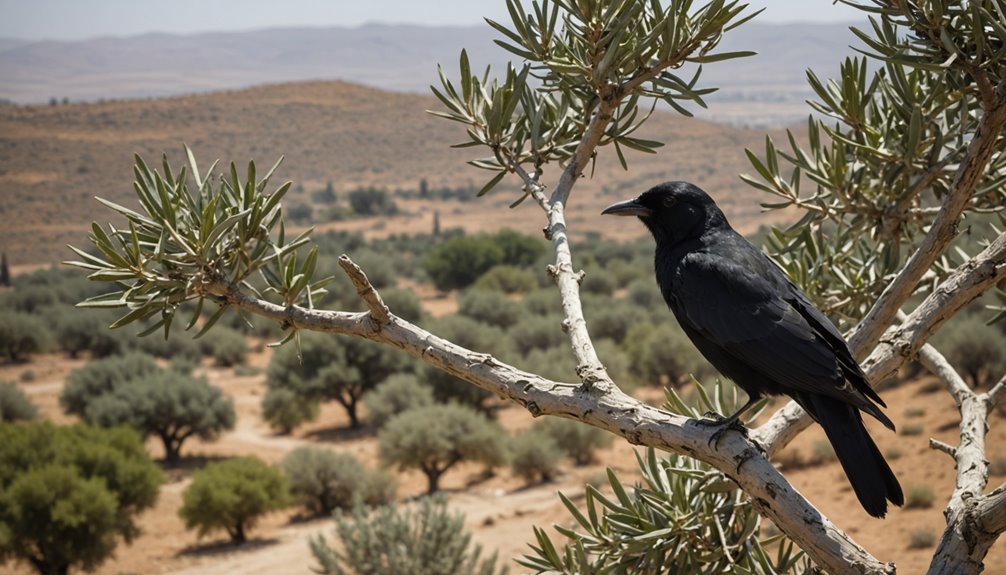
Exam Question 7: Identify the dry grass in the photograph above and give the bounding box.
[0,80,793,266]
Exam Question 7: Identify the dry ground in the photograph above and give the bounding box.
[4,333,1006,574]
[0,80,794,265]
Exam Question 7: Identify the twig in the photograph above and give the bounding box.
[929,438,957,459]
[986,374,1006,407]
[917,342,972,407]
[976,486,1006,535]
[337,254,391,326]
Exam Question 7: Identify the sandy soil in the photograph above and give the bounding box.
[4,344,1006,574]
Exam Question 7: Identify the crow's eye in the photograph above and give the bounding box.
[662,196,678,208]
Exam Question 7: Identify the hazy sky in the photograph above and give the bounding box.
[0,0,864,41]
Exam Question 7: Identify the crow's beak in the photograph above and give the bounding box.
[601,198,652,217]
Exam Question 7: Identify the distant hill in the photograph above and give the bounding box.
[0,80,795,266]
[0,21,865,126]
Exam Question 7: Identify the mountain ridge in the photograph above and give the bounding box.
[0,21,864,126]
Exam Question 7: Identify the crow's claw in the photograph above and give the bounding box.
[695,412,749,448]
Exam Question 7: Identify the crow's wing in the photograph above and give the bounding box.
[671,245,892,427]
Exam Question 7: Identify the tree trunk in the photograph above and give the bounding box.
[30,555,69,575]
[346,395,360,429]
[424,467,442,495]
[160,433,181,465]
[230,523,246,544]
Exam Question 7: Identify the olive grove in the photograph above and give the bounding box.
[69,1,1006,573]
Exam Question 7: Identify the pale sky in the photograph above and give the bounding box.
[0,0,864,41]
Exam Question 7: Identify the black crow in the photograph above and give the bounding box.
[602,181,903,518]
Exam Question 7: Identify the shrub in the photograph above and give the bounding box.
[586,300,650,344]
[281,447,396,515]
[312,182,337,204]
[53,309,125,358]
[346,250,397,290]
[624,323,714,386]
[0,423,163,575]
[348,187,397,216]
[380,288,424,323]
[626,278,663,308]
[473,264,539,293]
[310,496,507,575]
[521,288,561,316]
[63,356,235,463]
[198,326,248,367]
[901,425,924,436]
[495,229,546,268]
[425,235,506,291]
[905,484,936,509]
[509,429,563,484]
[363,374,434,428]
[592,338,636,390]
[0,310,51,362]
[61,353,160,416]
[457,289,523,328]
[885,448,904,461]
[287,202,314,223]
[378,404,508,494]
[932,314,1006,388]
[989,456,1006,477]
[424,230,544,291]
[580,266,617,296]
[510,314,567,357]
[262,387,320,434]
[0,381,37,422]
[908,529,936,549]
[266,332,413,429]
[180,457,290,543]
[533,417,615,466]
[808,440,837,466]
[603,258,646,287]
[130,328,202,364]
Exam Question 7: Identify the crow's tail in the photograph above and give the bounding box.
[802,394,903,518]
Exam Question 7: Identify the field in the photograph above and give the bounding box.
[0,80,789,266]
[2,79,1005,574]
[6,335,1006,574]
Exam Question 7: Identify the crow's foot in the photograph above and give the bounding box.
[695,412,749,448]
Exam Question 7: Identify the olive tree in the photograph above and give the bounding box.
[68,1,1006,573]
[62,355,235,463]
[0,423,163,575]
[179,456,290,544]
[265,331,412,429]
[378,404,508,494]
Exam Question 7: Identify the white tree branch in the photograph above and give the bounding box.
[986,374,1006,407]
[909,340,1006,574]
[203,260,893,575]
[918,343,972,406]
[507,112,617,391]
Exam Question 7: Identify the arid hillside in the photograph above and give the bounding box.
[0,79,791,266]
